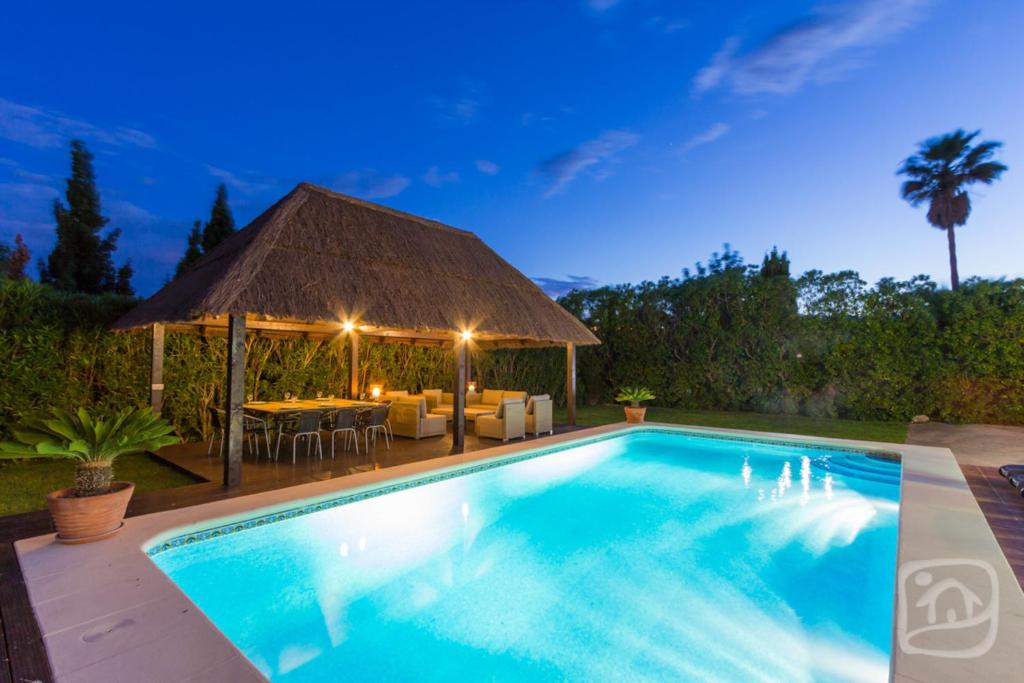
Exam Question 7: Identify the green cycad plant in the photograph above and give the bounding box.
[0,407,178,496]
[615,386,656,408]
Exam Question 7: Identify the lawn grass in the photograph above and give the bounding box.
[555,405,908,444]
[0,453,199,517]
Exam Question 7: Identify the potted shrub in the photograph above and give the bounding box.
[0,407,178,544]
[615,386,656,424]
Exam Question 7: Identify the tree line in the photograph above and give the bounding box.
[1,139,238,295]
[2,247,1023,442]
[558,247,1024,424]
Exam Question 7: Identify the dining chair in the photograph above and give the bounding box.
[243,412,271,461]
[330,408,359,458]
[275,409,324,464]
[207,407,225,456]
[360,405,390,452]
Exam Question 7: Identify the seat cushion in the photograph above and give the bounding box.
[423,414,446,431]
[431,405,495,420]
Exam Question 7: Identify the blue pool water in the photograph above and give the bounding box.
[152,430,901,682]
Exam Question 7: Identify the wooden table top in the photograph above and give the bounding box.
[243,399,380,414]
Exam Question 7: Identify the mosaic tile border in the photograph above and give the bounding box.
[145,425,902,556]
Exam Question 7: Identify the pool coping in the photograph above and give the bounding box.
[13,423,1023,682]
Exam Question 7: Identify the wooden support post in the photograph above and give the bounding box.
[150,323,165,414]
[566,342,576,426]
[451,340,466,454]
[223,315,246,488]
[466,348,473,389]
[349,332,360,399]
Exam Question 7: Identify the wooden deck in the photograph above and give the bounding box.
[0,426,581,683]
[961,464,1024,588]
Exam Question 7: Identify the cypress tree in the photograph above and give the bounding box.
[201,184,235,253]
[7,234,30,281]
[760,246,791,278]
[40,140,125,293]
[114,261,135,296]
[175,220,204,278]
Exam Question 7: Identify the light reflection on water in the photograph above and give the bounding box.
[154,432,900,682]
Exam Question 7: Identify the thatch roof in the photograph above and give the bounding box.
[114,183,598,348]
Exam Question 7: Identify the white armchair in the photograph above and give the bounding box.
[525,394,553,435]
[389,397,446,439]
[476,398,526,442]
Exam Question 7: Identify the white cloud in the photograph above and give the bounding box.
[109,199,158,225]
[0,182,59,202]
[682,122,730,152]
[332,170,411,199]
[533,274,599,297]
[692,0,929,97]
[475,159,500,175]
[0,98,157,149]
[537,130,639,197]
[428,83,484,126]
[422,166,460,188]
[13,168,53,183]
[692,37,740,95]
[206,166,277,194]
[647,16,689,34]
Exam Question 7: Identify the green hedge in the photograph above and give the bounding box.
[0,280,569,440]
[560,254,1024,424]
[3,254,1023,442]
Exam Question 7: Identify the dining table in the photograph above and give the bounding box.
[242,399,386,458]
[242,398,381,416]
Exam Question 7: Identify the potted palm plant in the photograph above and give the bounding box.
[0,407,178,544]
[615,386,656,424]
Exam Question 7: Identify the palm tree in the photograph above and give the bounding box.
[898,130,1007,290]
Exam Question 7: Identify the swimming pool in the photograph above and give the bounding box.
[150,429,901,682]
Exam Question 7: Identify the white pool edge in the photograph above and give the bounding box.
[13,423,1022,682]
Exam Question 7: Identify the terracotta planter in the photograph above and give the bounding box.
[46,481,135,544]
[624,406,647,424]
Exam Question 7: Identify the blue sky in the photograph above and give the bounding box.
[0,0,1021,296]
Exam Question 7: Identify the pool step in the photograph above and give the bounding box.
[811,454,901,486]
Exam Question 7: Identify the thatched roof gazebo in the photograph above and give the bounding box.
[115,183,598,486]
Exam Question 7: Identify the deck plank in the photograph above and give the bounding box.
[0,544,52,683]
[0,594,12,683]
[960,464,1024,590]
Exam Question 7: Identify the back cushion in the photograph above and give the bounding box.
[526,394,549,414]
[503,391,528,404]
[482,389,503,406]
[386,390,409,397]
[496,398,511,419]
[421,389,442,409]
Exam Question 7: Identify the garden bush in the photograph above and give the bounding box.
[2,248,1023,441]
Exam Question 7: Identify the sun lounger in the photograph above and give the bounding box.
[998,464,1024,478]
